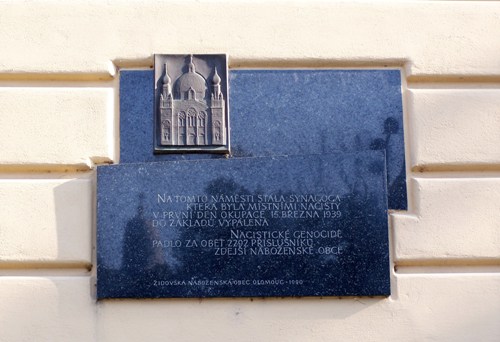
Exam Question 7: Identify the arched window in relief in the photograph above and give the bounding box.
[198,111,206,127]
[214,120,221,141]
[187,108,197,127]
[162,120,171,141]
[178,112,186,127]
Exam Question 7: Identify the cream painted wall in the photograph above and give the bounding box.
[0,1,499,341]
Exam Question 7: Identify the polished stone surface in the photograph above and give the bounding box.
[97,152,390,299]
[119,69,406,209]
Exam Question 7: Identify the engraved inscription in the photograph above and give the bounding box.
[150,193,344,259]
[146,192,346,289]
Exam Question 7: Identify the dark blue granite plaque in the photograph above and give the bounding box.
[119,69,406,210]
[97,152,389,299]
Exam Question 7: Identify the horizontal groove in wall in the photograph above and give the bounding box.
[0,164,93,173]
[395,258,500,268]
[113,56,408,70]
[412,164,500,173]
[229,58,406,69]
[0,80,115,88]
[396,265,500,275]
[0,171,94,180]
[0,261,92,272]
[407,81,500,89]
[0,72,114,82]
[113,58,153,69]
[0,269,92,277]
[407,74,500,85]
[0,159,113,174]
[409,170,500,179]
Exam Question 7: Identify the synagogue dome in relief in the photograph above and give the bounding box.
[176,62,207,100]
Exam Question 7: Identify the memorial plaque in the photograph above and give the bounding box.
[119,68,406,210]
[97,152,390,299]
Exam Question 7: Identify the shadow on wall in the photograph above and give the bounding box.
[53,175,93,269]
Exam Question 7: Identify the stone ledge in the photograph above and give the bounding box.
[0,177,93,265]
[0,277,95,342]
[393,178,500,262]
[408,89,500,169]
[0,87,114,165]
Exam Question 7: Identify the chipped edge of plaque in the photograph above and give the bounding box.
[153,54,230,154]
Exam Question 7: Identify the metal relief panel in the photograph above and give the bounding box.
[154,54,229,153]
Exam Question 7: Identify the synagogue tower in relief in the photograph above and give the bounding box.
[159,55,226,146]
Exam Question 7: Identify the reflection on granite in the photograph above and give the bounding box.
[120,69,406,209]
[97,152,389,299]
